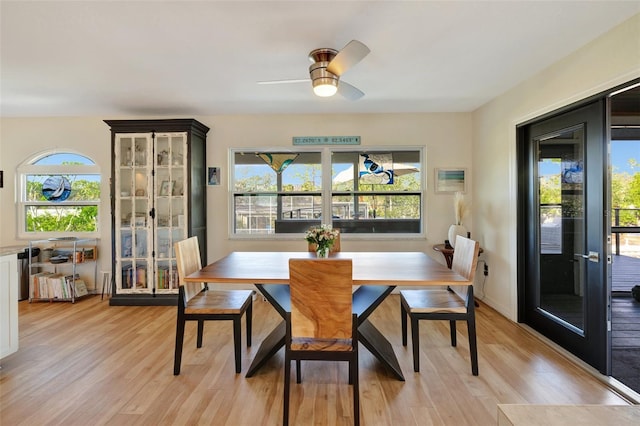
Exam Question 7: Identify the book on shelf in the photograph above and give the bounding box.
[136,266,147,288]
[73,279,88,298]
[28,272,91,300]
[157,266,169,289]
[30,272,53,299]
[47,273,65,299]
[81,246,97,261]
[121,265,147,289]
[122,266,133,289]
[157,266,179,289]
[65,274,82,299]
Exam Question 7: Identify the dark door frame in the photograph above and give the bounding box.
[515,78,640,375]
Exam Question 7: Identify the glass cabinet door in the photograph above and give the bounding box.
[154,133,187,293]
[115,134,153,293]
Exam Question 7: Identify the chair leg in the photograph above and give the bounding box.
[173,316,185,375]
[296,360,302,383]
[197,320,204,348]
[468,316,479,376]
[411,316,420,372]
[353,351,360,426]
[284,352,291,426]
[246,298,253,347]
[233,316,242,374]
[449,320,457,347]
[401,299,408,346]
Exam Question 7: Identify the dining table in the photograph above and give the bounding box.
[184,251,470,381]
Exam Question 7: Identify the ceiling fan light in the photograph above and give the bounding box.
[313,79,338,97]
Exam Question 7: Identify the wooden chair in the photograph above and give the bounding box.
[400,235,480,375]
[284,259,359,426]
[173,237,254,375]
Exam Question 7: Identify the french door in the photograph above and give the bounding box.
[518,99,609,373]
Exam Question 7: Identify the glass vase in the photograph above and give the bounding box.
[316,246,330,258]
[448,224,468,248]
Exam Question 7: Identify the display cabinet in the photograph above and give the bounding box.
[105,119,209,306]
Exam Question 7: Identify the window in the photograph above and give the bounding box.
[18,152,101,238]
[538,158,562,254]
[232,148,423,236]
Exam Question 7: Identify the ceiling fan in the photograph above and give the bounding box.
[258,40,370,100]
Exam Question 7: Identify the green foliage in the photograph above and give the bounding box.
[290,164,321,191]
[612,157,640,226]
[234,171,276,192]
[26,206,98,232]
[26,175,100,233]
[539,175,560,205]
[235,164,423,221]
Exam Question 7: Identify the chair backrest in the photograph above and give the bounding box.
[174,237,205,304]
[288,259,353,341]
[307,230,341,253]
[450,235,480,301]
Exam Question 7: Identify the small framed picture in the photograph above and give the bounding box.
[208,167,220,185]
[159,180,174,196]
[134,215,146,227]
[435,168,466,193]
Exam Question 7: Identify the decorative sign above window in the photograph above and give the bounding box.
[292,136,360,146]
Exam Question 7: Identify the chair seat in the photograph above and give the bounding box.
[291,337,353,352]
[400,289,467,313]
[185,290,254,315]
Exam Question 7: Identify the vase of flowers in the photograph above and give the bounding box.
[305,224,339,258]
[448,192,468,248]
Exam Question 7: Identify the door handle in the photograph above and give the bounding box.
[574,251,599,263]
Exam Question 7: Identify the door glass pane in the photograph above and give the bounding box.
[536,125,585,333]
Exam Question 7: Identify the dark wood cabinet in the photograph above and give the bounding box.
[105,119,209,305]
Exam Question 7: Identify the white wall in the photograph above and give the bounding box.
[204,113,473,261]
[0,113,474,290]
[0,118,112,289]
[4,13,636,312]
[472,13,640,320]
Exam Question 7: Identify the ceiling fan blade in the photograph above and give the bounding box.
[326,40,370,76]
[257,79,310,85]
[338,80,364,101]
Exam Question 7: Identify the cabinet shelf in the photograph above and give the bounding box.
[28,237,97,303]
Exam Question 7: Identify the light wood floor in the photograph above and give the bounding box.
[0,294,633,425]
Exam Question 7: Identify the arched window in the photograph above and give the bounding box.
[18,151,101,238]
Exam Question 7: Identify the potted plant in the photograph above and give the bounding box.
[305,224,339,258]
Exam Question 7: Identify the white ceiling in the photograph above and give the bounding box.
[1,1,638,117]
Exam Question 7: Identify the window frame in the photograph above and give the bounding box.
[229,146,425,240]
[17,151,101,239]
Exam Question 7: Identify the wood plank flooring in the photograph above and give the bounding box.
[612,254,639,293]
[612,297,640,349]
[0,294,634,425]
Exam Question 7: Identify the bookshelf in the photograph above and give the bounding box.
[28,237,98,303]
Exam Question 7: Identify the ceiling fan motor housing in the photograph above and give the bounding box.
[309,48,339,94]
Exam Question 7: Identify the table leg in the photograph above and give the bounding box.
[358,320,405,381]
[245,320,286,377]
[353,285,404,380]
[253,283,405,381]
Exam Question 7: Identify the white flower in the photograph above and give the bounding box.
[305,224,339,249]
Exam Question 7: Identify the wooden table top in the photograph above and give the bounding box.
[185,251,469,286]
